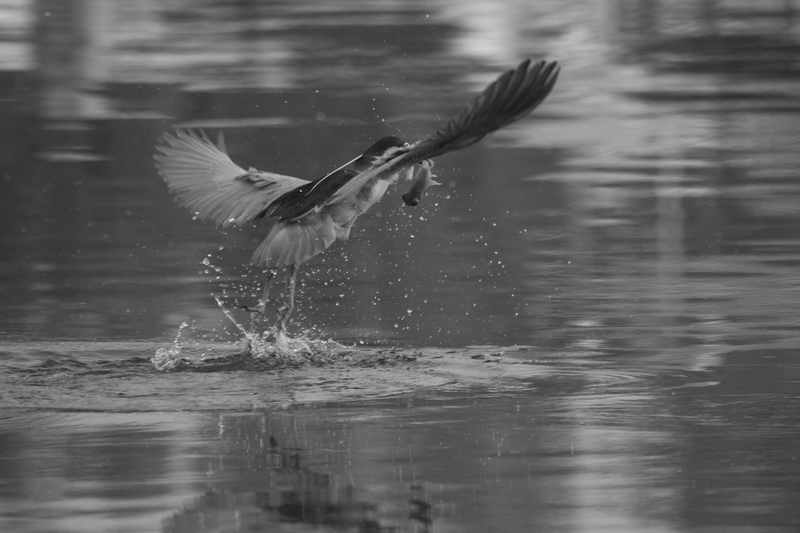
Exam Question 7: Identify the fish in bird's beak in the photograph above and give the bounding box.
[402,160,439,206]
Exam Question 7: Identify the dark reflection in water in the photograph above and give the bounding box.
[161,415,423,533]
[2,1,800,532]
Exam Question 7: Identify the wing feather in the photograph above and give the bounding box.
[154,129,309,227]
[327,59,560,205]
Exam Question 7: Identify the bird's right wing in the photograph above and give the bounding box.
[326,59,560,206]
[426,58,560,156]
[154,129,309,227]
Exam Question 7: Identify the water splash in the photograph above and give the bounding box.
[215,295,348,362]
[151,299,350,372]
[151,321,190,371]
[152,256,354,371]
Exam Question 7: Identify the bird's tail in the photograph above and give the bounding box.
[251,216,337,268]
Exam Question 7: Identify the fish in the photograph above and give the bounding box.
[402,160,440,206]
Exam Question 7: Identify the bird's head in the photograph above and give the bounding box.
[353,136,407,171]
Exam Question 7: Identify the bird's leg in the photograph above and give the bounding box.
[246,270,275,335]
[259,270,275,312]
[278,265,299,332]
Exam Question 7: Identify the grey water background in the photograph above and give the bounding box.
[2,0,800,532]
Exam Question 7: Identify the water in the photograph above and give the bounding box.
[2,0,800,531]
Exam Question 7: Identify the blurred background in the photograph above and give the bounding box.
[1,0,800,353]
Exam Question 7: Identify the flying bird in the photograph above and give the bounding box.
[155,59,560,333]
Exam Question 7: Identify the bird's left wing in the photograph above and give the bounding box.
[155,129,309,227]
[326,59,560,206]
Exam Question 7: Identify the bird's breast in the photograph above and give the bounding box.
[326,173,396,231]
[357,178,392,207]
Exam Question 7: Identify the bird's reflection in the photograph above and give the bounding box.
[163,414,432,533]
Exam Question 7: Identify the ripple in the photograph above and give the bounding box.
[0,340,671,412]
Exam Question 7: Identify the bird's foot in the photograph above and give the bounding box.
[240,298,267,314]
[241,298,277,342]
[276,303,293,333]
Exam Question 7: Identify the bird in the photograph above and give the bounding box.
[155,58,560,334]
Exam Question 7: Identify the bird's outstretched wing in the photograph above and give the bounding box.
[327,59,560,205]
[154,129,309,227]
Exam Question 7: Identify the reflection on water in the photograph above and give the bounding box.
[2,359,799,533]
[1,1,800,532]
[160,415,433,533]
